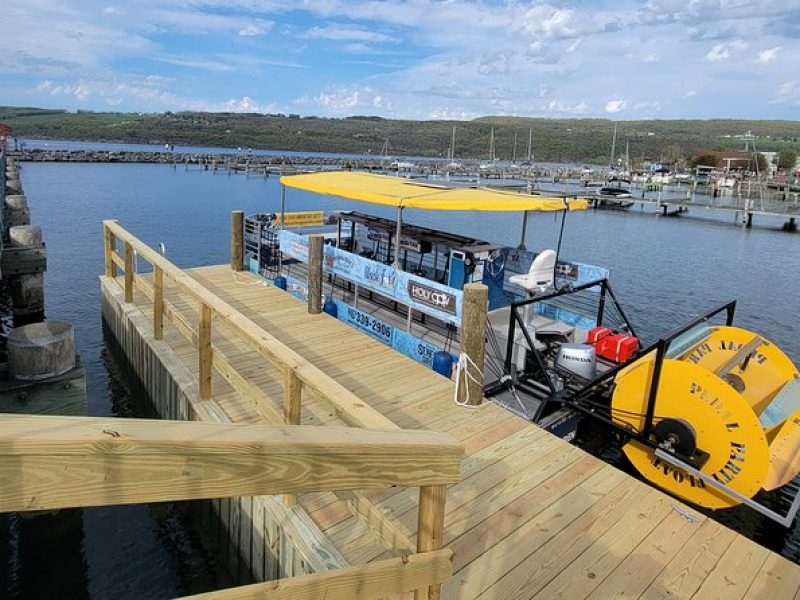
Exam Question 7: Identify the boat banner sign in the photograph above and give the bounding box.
[271,275,448,368]
[333,300,447,368]
[278,230,463,325]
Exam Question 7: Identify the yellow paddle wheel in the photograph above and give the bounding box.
[612,324,800,510]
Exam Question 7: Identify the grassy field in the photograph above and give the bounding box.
[2,105,799,164]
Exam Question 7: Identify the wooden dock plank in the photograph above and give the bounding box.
[113,263,800,598]
[692,541,770,600]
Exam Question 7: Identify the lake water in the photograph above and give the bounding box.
[4,161,800,596]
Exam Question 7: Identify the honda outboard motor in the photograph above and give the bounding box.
[555,343,597,380]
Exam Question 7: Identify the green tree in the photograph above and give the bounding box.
[777,148,798,171]
[754,152,769,173]
[690,152,717,169]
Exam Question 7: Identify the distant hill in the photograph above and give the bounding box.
[2,106,799,164]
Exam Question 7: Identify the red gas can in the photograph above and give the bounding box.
[586,326,612,345]
[597,333,639,363]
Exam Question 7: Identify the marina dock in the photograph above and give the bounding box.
[99,220,800,598]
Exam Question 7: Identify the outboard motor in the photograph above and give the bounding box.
[555,343,597,380]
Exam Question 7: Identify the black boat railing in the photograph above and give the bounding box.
[487,278,737,457]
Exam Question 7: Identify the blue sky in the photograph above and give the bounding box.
[2,0,800,120]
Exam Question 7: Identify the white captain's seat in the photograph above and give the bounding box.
[509,249,557,296]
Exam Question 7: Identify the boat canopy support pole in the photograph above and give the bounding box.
[393,206,403,268]
[517,210,529,250]
[279,184,286,230]
[554,209,567,283]
[278,184,286,272]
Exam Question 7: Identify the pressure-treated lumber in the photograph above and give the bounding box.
[104,220,397,430]
[416,485,448,600]
[180,549,453,600]
[124,241,134,302]
[307,234,323,315]
[231,210,244,271]
[153,266,164,340]
[459,284,488,406]
[199,302,212,398]
[0,414,462,512]
[283,368,302,507]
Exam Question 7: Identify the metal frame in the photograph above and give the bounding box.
[486,286,738,461]
[655,449,800,527]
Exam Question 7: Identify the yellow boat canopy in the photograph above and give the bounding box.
[280,171,587,212]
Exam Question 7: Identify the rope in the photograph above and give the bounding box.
[453,352,484,408]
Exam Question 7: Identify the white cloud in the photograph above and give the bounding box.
[682,89,697,99]
[6,0,800,119]
[757,46,780,63]
[301,25,398,43]
[773,81,800,107]
[302,84,391,114]
[31,75,278,113]
[706,40,748,62]
[238,21,273,37]
[546,99,589,114]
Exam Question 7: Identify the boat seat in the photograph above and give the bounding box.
[760,377,800,430]
[666,324,714,359]
[509,249,557,296]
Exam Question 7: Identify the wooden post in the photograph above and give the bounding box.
[283,368,302,507]
[459,283,488,406]
[199,302,212,398]
[103,226,116,278]
[123,241,134,303]
[231,210,244,271]
[416,485,447,600]
[307,234,324,315]
[153,266,164,340]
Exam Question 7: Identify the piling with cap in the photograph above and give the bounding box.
[9,225,42,248]
[458,283,488,405]
[307,234,324,315]
[7,322,75,381]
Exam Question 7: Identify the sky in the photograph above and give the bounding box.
[2,0,800,121]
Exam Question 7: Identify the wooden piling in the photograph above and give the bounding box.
[231,210,244,271]
[459,283,488,406]
[307,234,324,315]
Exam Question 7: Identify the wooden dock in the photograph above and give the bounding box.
[99,222,800,598]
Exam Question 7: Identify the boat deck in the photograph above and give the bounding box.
[118,264,800,598]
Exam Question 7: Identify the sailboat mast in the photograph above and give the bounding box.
[513,131,517,162]
[527,128,533,161]
[610,122,618,169]
[450,125,456,161]
[625,140,630,172]
[489,127,495,161]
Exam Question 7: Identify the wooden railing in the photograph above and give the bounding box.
[0,414,461,599]
[100,220,462,599]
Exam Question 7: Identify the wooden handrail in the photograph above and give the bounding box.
[0,414,462,513]
[180,549,454,600]
[102,220,397,430]
[101,220,458,599]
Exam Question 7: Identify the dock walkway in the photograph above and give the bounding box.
[107,262,800,598]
